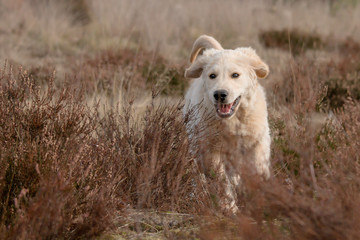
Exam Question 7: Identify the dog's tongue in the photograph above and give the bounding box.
[220,103,232,114]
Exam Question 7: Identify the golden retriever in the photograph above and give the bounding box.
[183,35,270,212]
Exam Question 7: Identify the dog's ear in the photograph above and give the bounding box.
[236,47,269,79]
[252,59,269,79]
[189,35,223,63]
[184,58,205,78]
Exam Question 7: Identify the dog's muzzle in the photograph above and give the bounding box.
[215,95,241,118]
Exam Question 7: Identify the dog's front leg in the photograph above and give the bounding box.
[212,152,239,214]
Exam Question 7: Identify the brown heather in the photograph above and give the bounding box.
[1,47,360,239]
[0,63,210,239]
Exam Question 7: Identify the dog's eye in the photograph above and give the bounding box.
[231,73,240,78]
[209,73,217,79]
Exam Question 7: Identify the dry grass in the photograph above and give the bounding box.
[0,64,208,239]
[0,0,360,239]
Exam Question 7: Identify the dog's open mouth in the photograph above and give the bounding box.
[215,96,241,118]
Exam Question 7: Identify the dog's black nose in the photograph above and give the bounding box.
[214,90,228,102]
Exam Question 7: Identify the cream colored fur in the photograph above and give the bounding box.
[183,35,270,213]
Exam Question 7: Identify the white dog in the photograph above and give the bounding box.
[183,35,271,212]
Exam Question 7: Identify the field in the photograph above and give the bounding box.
[1,0,360,239]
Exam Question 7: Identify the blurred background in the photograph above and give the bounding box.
[1,0,359,110]
[1,0,360,61]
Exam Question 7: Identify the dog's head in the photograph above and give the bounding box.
[185,35,269,119]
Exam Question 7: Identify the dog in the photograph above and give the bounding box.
[183,35,271,212]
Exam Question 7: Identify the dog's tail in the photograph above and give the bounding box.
[190,35,223,63]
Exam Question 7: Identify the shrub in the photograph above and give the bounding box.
[0,64,205,239]
[71,49,187,98]
[259,29,324,56]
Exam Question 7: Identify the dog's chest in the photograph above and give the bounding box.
[218,117,259,150]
